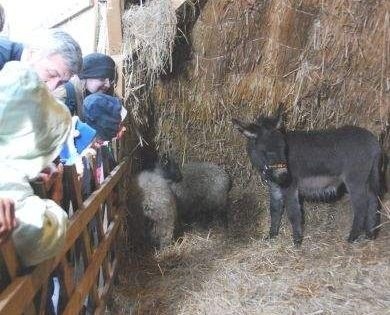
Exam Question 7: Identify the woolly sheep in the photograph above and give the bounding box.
[166,158,232,227]
[127,157,180,250]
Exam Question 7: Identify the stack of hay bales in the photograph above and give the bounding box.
[152,0,389,180]
[122,0,389,244]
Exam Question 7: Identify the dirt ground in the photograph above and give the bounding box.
[110,184,390,315]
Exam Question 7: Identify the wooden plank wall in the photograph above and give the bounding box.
[106,0,125,98]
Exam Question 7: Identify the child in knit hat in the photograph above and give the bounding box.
[83,93,122,142]
[79,53,116,93]
[52,53,117,119]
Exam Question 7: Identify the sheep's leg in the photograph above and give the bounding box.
[220,206,229,228]
[268,184,285,239]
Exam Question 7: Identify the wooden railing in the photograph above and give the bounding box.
[0,138,128,314]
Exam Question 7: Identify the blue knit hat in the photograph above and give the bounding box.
[83,93,122,141]
[79,53,116,82]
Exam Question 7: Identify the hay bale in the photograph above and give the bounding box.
[122,0,177,124]
[121,0,178,173]
[151,0,389,185]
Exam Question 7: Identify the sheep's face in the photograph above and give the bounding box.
[159,154,183,182]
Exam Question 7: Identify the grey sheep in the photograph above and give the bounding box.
[127,157,181,250]
[166,158,232,227]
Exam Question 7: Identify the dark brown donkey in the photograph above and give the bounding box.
[233,112,382,245]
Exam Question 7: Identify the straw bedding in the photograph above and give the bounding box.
[111,195,390,314]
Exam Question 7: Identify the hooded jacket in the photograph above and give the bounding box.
[0,61,71,266]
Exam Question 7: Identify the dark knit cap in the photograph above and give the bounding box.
[83,93,122,141]
[79,53,116,81]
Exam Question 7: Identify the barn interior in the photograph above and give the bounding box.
[1,0,389,314]
[112,0,390,314]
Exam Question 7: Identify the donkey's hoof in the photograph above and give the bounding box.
[347,235,358,243]
[293,238,303,247]
[265,232,278,241]
[347,234,365,243]
[365,230,378,240]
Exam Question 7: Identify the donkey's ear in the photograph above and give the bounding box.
[274,103,285,130]
[275,115,284,130]
[232,118,258,139]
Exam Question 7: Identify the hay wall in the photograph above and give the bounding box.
[151,0,389,177]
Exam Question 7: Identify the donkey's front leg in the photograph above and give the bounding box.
[268,183,285,239]
[285,185,303,245]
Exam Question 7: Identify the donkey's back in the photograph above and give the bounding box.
[287,126,380,164]
[287,126,382,197]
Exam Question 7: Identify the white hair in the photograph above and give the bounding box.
[24,28,82,75]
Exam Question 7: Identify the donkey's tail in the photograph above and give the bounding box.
[380,151,388,195]
[378,122,389,196]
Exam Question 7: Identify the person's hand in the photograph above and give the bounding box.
[38,163,64,205]
[117,125,126,139]
[39,163,58,188]
[0,198,17,245]
[91,139,104,149]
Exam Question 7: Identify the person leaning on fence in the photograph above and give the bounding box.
[0,61,72,267]
[52,52,117,118]
[0,28,82,247]
[0,28,82,91]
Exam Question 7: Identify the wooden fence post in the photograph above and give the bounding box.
[106,0,125,98]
